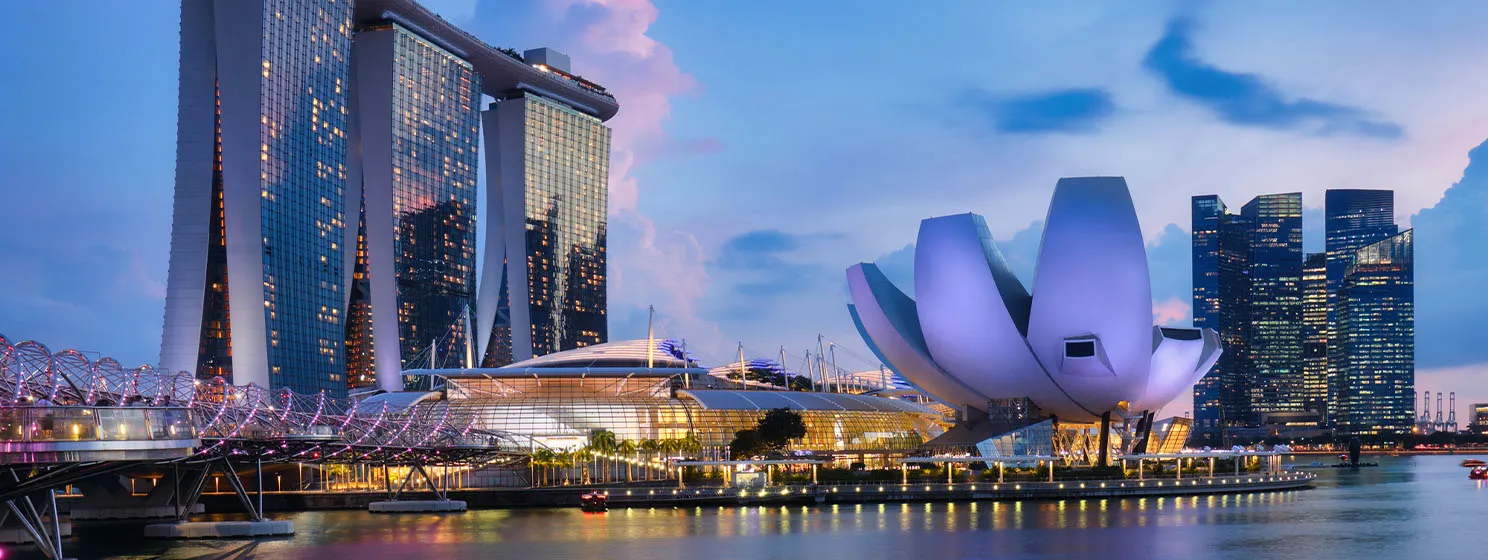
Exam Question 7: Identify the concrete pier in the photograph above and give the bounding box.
[143,521,295,539]
[71,503,205,520]
[0,520,71,544]
[368,500,467,513]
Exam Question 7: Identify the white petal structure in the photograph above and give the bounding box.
[847,263,990,411]
[846,177,1220,422]
[1138,327,1222,412]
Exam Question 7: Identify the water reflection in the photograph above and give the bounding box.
[44,456,1488,560]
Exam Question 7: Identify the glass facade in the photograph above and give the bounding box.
[1324,189,1397,427]
[1191,196,1251,443]
[1337,230,1414,435]
[345,24,482,389]
[183,0,353,393]
[518,94,611,358]
[1301,253,1329,419]
[432,374,941,455]
[1241,193,1304,415]
[346,211,374,389]
[259,0,353,396]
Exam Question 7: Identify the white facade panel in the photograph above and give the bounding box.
[351,29,404,393]
[1027,177,1152,418]
[159,0,218,374]
[213,0,270,388]
[847,264,989,412]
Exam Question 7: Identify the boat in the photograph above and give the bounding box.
[1470,467,1488,481]
[1460,459,1486,468]
[579,492,609,512]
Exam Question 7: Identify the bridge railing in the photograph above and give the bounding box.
[0,406,195,443]
[0,333,531,461]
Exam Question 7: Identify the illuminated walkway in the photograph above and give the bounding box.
[0,333,531,558]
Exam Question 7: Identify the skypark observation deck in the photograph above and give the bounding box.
[353,0,619,120]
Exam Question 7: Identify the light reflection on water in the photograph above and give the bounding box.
[48,455,1488,560]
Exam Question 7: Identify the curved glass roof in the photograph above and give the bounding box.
[677,390,938,415]
[504,339,694,369]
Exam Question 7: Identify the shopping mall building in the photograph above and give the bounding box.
[361,339,948,465]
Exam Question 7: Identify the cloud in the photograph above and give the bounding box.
[1143,17,1403,139]
[527,0,722,351]
[1152,298,1190,325]
[961,88,1116,134]
[1412,136,1488,369]
[709,229,839,298]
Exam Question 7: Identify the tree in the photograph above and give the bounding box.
[588,430,618,483]
[729,409,808,459]
[531,448,556,486]
[640,439,661,479]
[680,431,703,456]
[757,408,807,448]
[730,428,767,459]
[617,439,637,481]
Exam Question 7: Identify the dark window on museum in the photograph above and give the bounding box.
[1065,341,1096,358]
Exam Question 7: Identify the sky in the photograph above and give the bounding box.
[1,0,1486,420]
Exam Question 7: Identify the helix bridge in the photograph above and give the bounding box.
[0,333,531,558]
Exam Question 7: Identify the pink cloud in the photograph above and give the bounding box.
[1152,297,1191,325]
[541,0,721,347]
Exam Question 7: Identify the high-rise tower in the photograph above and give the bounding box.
[1241,193,1304,415]
[345,22,482,390]
[476,51,613,366]
[1191,195,1252,443]
[1324,189,1396,420]
[161,0,354,395]
[1336,230,1414,435]
[1301,252,1328,419]
[162,0,619,396]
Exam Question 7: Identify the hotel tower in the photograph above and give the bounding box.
[160,0,618,397]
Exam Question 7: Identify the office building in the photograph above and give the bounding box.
[1324,189,1397,421]
[1241,193,1304,415]
[1336,230,1414,436]
[161,0,619,397]
[1300,253,1328,418]
[1191,195,1253,443]
[1472,403,1488,435]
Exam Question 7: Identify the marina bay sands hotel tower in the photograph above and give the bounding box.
[159,0,618,397]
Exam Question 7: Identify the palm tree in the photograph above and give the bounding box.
[589,430,618,483]
[557,450,575,485]
[572,447,595,484]
[681,431,703,457]
[531,448,556,486]
[617,440,638,482]
[659,438,683,480]
[640,439,661,479]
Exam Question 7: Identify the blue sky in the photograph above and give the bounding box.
[2,0,1486,417]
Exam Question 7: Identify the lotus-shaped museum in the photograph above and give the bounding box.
[847,177,1221,423]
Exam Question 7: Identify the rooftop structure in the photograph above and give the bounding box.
[392,339,947,455]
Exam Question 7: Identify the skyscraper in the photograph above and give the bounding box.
[1336,230,1414,435]
[1301,253,1328,418]
[345,22,482,389]
[1324,189,1396,420]
[475,56,613,366]
[161,0,355,395]
[1241,193,1303,415]
[162,0,619,397]
[1191,195,1251,443]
